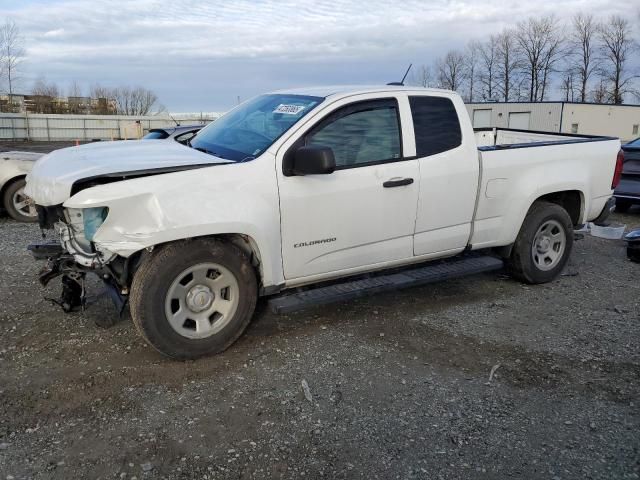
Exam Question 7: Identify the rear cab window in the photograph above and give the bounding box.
[409,96,462,157]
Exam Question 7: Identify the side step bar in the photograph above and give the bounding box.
[268,255,504,314]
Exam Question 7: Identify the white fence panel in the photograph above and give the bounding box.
[0,113,220,141]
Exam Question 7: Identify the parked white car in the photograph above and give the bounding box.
[1,151,44,222]
[26,86,622,359]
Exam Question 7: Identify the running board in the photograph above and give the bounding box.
[268,255,504,314]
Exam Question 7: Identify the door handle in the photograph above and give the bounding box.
[383,177,414,188]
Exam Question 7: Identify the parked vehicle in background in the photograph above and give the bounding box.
[26,85,622,359]
[1,151,44,222]
[142,125,203,145]
[614,138,640,212]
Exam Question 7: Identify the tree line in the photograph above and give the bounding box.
[0,20,162,115]
[410,14,639,104]
[30,77,162,115]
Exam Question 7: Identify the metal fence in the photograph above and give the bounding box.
[0,113,220,141]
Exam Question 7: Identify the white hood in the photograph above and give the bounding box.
[25,140,231,206]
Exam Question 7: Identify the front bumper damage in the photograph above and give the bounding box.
[28,240,128,316]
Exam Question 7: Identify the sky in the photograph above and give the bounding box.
[0,0,636,112]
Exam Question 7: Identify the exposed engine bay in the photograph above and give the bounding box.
[31,204,138,315]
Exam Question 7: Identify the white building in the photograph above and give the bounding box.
[466,102,640,142]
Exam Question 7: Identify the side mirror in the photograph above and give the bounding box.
[289,145,336,176]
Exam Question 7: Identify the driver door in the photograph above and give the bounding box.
[277,96,420,282]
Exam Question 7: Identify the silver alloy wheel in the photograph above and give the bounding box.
[12,186,37,218]
[531,219,566,271]
[164,262,240,339]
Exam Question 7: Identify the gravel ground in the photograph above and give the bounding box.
[0,142,639,479]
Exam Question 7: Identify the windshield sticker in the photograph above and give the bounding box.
[273,104,306,115]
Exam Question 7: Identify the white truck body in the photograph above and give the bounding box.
[27,86,620,290]
[25,85,623,357]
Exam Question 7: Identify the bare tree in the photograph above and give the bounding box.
[90,83,112,100]
[598,15,637,104]
[32,76,59,97]
[89,83,116,114]
[478,35,499,100]
[515,15,564,102]
[67,80,88,114]
[464,41,481,102]
[67,80,82,98]
[113,86,159,115]
[567,13,599,102]
[408,64,433,88]
[591,78,609,103]
[436,50,466,92]
[496,29,520,102]
[31,76,62,113]
[0,20,25,99]
[560,73,577,101]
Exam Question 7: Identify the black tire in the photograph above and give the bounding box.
[130,238,257,359]
[3,178,38,223]
[508,201,574,284]
[615,199,632,213]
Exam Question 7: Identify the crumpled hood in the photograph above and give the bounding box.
[25,140,231,206]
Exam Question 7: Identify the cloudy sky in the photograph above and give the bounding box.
[0,0,635,111]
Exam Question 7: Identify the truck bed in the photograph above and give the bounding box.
[474,127,616,150]
[469,127,621,250]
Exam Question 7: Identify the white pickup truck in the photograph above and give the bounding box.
[26,86,622,359]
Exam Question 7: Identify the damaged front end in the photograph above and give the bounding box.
[29,205,132,316]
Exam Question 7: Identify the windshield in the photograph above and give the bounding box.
[626,138,640,146]
[190,94,323,162]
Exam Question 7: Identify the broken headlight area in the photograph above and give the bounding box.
[29,206,129,316]
[55,207,115,268]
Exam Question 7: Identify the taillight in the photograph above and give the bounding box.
[612,149,624,189]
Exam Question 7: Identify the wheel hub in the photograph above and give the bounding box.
[531,219,566,271]
[536,236,551,253]
[185,285,214,313]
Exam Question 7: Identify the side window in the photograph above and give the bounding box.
[409,96,462,157]
[306,100,401,168]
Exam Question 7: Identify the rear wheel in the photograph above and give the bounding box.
[615,199,632,213]
[3,178,38,222]
[508,201,574,284]
[130,239,258,359]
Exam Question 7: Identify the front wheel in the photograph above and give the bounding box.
[130,239,258,359]
[507,201,574,284]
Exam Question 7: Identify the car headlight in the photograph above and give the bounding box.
[83,207,108,241]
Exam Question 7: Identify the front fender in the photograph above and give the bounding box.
[63,155,283,287]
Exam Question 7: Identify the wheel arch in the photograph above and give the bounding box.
[493,190,584,259]
[126,233,273,295]
[534,190,584,226]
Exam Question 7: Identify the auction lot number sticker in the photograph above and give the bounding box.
[273,104,306,115]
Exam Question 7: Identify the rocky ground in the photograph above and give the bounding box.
[0,142,639,479]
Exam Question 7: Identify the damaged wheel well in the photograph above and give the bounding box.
[127,233,265,291]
